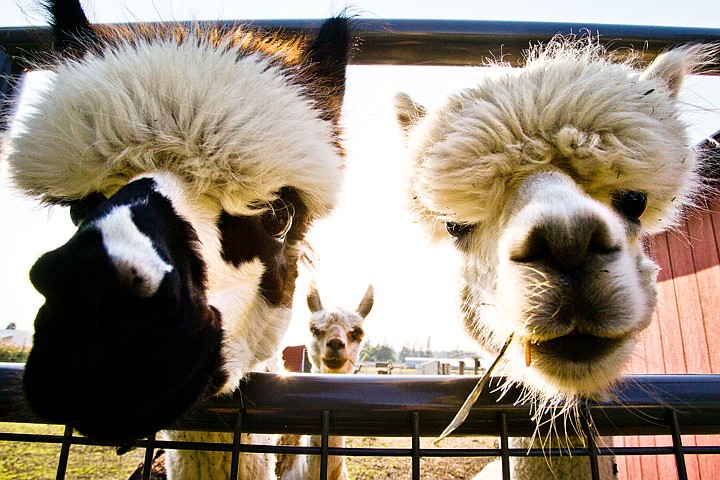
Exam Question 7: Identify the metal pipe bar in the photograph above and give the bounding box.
[229,410,243,480]
[1,19,719,68]
[411,412,420,480]
[188,373,720,437]
[580,403,600,480]
[500,412,510,480]
[320,411,330,480]
[670,409,689,480]
[4,429,719,459]
[140,433,156,480]
[5,368,720,437]
[55,424,72,480]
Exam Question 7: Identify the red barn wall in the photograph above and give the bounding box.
[616,199,720,480]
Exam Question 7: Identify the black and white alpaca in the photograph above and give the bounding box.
[395,39,711,479]
[276,282,373,480]
[4,0,351,478]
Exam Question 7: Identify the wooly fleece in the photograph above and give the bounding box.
[397,39,715,479]
[7,35,343,221]
[400,41,711,241]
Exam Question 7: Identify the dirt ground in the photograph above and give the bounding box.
[345,435,498,480]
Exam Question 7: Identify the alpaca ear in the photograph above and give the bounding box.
[307,281,323,313]
[45,0,101,54]
[356,284,374,319]
[639,45,710,99]
[394,92,428,136]
[303,16,353,126]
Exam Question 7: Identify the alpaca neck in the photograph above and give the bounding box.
[510,436,616,480]
[306,435,348,480]
[163,430,276,480]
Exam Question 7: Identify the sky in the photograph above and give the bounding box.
[1,1,719,353]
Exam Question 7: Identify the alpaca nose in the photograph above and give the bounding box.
[511,214,620,271]
[327,337,345,351]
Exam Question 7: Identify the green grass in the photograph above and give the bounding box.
[0,345,29,363]
[0,423,146,480]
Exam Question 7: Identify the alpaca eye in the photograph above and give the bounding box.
[69,192,107,226]
[350,328,364,342]
[261,197,295,239]
[310,326,321,337]
[446,221,474,238]
[612,191,647,221]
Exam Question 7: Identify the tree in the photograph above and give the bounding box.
[360,342,396,362]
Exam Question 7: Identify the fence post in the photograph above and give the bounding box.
[229,409,244,480]
[55,424,73,480]
[141,433,157,480]
[669,409,689,480]
[321,410,330,480]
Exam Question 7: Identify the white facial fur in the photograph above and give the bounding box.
[307,284,373,374]
[396,40,710,404]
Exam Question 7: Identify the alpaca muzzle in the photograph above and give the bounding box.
[23,177,226,441]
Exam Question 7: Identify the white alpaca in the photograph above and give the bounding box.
[4,1,350,479]
[276,283,374,480]
[395,38,711,479]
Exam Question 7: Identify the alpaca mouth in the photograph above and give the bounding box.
[532,332,623,363]
[322,357,347,370]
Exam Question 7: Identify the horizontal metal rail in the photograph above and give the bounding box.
[3,365,720,438]
[3,365,720,480]
[1,19,720,68]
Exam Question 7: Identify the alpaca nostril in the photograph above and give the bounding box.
[327,338,345,351]
[511,215,620,270]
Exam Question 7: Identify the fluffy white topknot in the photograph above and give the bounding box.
[8,36,344,219]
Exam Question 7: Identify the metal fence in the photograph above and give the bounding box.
[2,18,720,480]
[2,365,720,480]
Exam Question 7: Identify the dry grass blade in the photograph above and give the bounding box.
[434,332,515,446]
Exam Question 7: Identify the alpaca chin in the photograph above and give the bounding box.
[322,357,350,372]
[501,335,639,401]
[486,173,657,398]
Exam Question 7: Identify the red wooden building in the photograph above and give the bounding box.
[617,136,720,479]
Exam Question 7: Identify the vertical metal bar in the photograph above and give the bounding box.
[499,412,511,480]
[141,433,156,480]
[0,47,20,132]
[229,409,244,480]
[55,424,73,480]
[320,410,330,480]
[411,412,420,480]
[580,404,600,480]
[669,409,689,480]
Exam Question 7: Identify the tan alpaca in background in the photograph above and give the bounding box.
[276,283,374,480]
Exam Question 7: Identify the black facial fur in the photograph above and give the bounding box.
[69,191,106,226]
[24,178,225,441]
[21,0,350,444]
[303,16,353,127]
[219,187,309,307]
[45,0,99,53]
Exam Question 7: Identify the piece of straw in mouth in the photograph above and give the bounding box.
[434,332,515,446]
[525,339,532,367]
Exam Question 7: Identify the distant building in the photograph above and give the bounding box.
[0,325,32,347]
[282,345,312,372]
[404,356,478,369]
